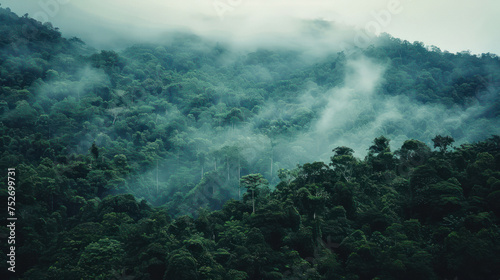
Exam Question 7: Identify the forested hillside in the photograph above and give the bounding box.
[1,7,500,279]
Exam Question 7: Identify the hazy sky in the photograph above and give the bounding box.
[2,0,500,54]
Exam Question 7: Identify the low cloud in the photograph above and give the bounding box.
[3,0,499,54]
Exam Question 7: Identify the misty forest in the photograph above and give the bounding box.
[1,5,500,280]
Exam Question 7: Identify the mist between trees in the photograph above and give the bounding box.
[1,5,499,212]
[1,7,500,279]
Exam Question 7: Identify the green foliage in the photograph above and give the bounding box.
[164,249,199,280]
[1,8,500,279]
[77,238,125,279]
[432,135,455,153]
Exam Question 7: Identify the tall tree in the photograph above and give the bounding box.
[432,135,455,153]
[240,173,268,214]
[369,135,390,155]
[330,146,357,182]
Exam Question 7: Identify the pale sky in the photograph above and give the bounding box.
[2,0,500,54]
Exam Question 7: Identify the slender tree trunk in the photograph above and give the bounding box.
[252,189,255,214]
[270,144,274,180]
[156,159,159,195]
[146,174,152,198]
[238,159,241,199]
[270,157,273,179]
